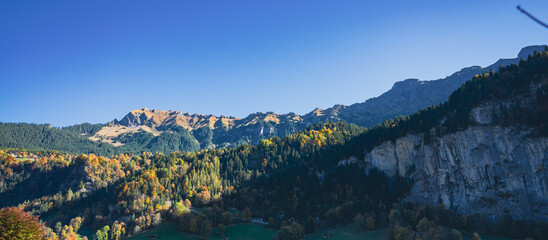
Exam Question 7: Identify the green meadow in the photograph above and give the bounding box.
[119,221,512,240]
[211,223,276,240]
[126,222,274,240]
[75,228,94,240]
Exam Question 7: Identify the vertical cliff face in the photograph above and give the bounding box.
[362,99,548,220]
[364,126,548,220]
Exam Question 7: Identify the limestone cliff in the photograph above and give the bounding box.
[364,125,548,220]
[362,81,548,221]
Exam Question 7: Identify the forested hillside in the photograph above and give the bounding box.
[0,123,119,155]
[1,48,548,240]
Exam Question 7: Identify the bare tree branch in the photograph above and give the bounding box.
[517,5,548,29]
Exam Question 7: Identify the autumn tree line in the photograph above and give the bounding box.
[1,49,548,239]
[0,122,371,239]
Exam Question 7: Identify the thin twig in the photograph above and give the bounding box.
[517,5,548,29]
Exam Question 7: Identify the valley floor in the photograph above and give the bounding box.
[116,221,512,240]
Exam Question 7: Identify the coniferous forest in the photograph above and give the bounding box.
[1,49,548,239]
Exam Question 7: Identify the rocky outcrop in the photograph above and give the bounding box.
[97,108,307,149]
[364,125,548,220]
[115,108,238,130]
[362,98,548,220]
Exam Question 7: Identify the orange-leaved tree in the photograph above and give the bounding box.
[0,207,46,240]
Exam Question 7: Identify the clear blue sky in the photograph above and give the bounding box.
[1,1,547,127]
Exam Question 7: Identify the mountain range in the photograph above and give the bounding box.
[87,45,546,148]
[0,45,545,154]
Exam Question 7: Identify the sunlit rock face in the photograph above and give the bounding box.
[362,85,548,221]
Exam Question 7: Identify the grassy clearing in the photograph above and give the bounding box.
[127,222,274,240]
[122,221,512,240]
[15,157,35,162]
[76,227,94,240]
[128,222,197,240]
[211,223,275,240]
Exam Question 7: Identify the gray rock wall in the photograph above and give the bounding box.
[363,123,548,220]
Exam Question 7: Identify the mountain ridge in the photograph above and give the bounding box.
[0,45,545,153]
[319,45,547,126]
[90,45,546,149]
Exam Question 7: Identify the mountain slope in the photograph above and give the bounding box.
[355,49,548,220]
[101,109,307,149]
[0,123,119,155]
[316,45,547,127]
[88,45,546,150]
[1,45,545,154]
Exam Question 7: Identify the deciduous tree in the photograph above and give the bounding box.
[0,207,46,240]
